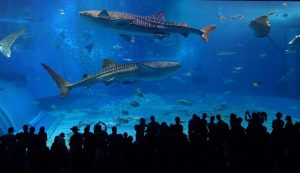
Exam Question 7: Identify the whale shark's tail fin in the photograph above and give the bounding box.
[0,29,26,58]
[41,63,72,97]
[200,25,216,42]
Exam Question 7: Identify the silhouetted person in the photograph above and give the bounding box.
[0,127,17,173]
[16,124,29,154]
[108,126,123,172]
[157,122,172,171]
[188,114,200,142]
[69,126,83,173]
[108,126,121,153]
[172,117,183,135]
[94,121,108,151]
[271,112,285,172]
[0,127,16,149]
[83,125,94,153]
[272,112,284,132]
[15,124,30,172]
[28,126,41,172]
[208,116,217,146]
[93,122,108,172]
[288,122,300,173]
[28,127,38,152]
[37,126,47,150]
[216,114,229,141]
[229,113,238,128]
[146,115,159,142]
[135,118,146,143]
[171,121,188,172]
[123,134,135,172]
[50,133,69,172]
[229,116,246,172]
[284,115,295,146]
[82,125,95,172]
[198,113,208,143]
[245,112,270,173]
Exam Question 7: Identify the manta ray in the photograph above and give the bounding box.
[249,16,270,38]
[249,15,281,51]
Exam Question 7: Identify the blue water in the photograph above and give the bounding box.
[0,0,300,143]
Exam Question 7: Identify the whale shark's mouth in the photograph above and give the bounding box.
[79,10,101,17]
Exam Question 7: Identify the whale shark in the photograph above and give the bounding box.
[0,29,26,58]
[41,59,180,97]
[79,10,216,42]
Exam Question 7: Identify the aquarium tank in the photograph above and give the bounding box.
[0,0,299,144]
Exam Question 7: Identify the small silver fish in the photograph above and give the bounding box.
[113,44,123,49]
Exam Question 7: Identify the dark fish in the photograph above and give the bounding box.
[282,13,288,18]
[84,42,95,53]
[73,120,95,129]
[249,16,270,38]
[115,117,130,124]
[121,110,129,115]
[129,101,140,107]
[176,99,192,106]
[213,103,227,111]
[135,88,144,97]
[231,14,244,20]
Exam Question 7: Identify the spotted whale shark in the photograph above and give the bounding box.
[41,59,180,97]
[79,10,216,42]
[0,29,26,58]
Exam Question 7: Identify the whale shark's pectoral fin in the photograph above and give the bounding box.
[99,10,110,17]
[181,33,189,38]
[82,74,91,79]
[137,64,157,76]
[103,77,115,85]
[113,19,135,26]
[154,33,168,40]
[103,81,114,85]
[119,34,134,42]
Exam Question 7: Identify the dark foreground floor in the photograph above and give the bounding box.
[0,111,300,173]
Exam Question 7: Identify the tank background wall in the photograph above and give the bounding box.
[0,80,39,133]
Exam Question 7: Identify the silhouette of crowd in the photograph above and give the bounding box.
[0,111,300,173]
